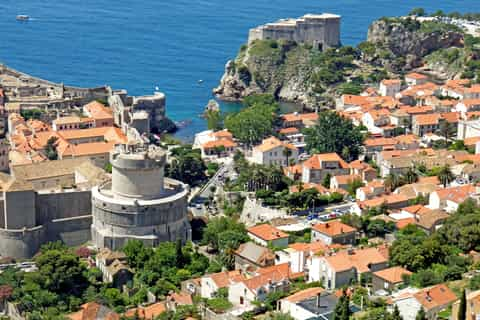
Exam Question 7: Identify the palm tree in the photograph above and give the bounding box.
[404,167,419,184]
[385,173,400,193]
[438,164,455,187]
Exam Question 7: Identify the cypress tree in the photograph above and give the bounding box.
[458,289,467,320]
[415,307,427,320]
[392,304,403,320]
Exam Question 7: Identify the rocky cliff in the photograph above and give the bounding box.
[366,18,464,71]
[214,17,466,105]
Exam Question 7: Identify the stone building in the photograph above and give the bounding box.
[248,13,341,50]
[0,159,108,258]
[91,143,191,250]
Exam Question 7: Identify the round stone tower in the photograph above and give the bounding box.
[91,143,191,250]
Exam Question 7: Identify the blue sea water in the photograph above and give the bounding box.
[0,1,479,140]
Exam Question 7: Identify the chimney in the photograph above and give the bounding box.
[316,293,321,308]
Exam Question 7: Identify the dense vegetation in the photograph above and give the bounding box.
[304,111,365,161]
[166,145,207,186]
[389,199,480,287]
[224,94,279,146]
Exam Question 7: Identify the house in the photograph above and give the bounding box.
[278,288,339,320]
[354,194,412,215]
[247,224,289,248]
[330,174,361,191]
[201,139,237,158]
[309,246,389,289]
[455,99,480,114]
[405,72,428,86]
[124,302,167,320]
[234,242,275,270]
[394,284,457,320]
[200,270,245,298]
[372,266,412,293]
[166,292,194,311]
[412,114,441,137]
[275,242,342,274]
[311,221,356,245]
[281,112,318,129]
[414,209,450,234]
[228,263,296,310]
[83,101,114,127]
[356,180,385,201]
[251,136,299,166]
[452,289,480,320]
[379,79,401,97]
[67,302,119,320]
[429,185,478,212]
[52,116,95,131]
[301,153,350,184]
[349,160,377,182]
[95,248,133,288]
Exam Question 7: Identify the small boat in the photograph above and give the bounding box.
[16,15,30,21]
[198,79,204,84]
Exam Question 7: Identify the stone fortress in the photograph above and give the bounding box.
[248,13,341,50]
[0,65,185,259]
[91,143,191,250]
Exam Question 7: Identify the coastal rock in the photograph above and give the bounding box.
[367,18,464,70]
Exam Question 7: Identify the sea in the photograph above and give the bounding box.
[0,0,479,141]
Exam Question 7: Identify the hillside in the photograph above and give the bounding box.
[214,16,467,108]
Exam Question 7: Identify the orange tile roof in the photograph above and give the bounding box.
[359,194,410,209]
[400,105,434,115]
[381,79,401,86]
[303,153,349,170]
[282,112,318,123]
[248,224,289,241]
[59,141,116,157]
[323,247,388,273]
[312,220,356,237]
[333,174,361,185]
[59,127,127,143]
[373,266,412,284]
[440,112,460,123]
[417,176,440,185]
[68,302,119,320]
[288,241,346,255]
[212,130,233,139]
[406,72,428,80]
[414,113,441,126]
[279,127,299,135]
[395,134,419,144]
[208,270,245,288]
[283,287,324,303]
[396,218,416,229]
[243,263,302,292]
[124,302,166,320]
[434,185,477,203]
[364,137,397,147]
[413,284,457,311]
[460,99,480,107]
[289,182,330,195]
[84,101,113,120]
[255,136,297,152]
[169,292,193,305]
[402,205,430,215]
[202,139,237,149]
[53,116,93,125]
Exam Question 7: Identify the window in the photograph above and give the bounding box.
[240,296,244,305]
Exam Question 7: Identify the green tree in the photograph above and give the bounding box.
[166,146,207,186]
[123,240,153,270]
[392,304,403,320]
[333,290,351,320]
[322,173,332,188]
[437,121,456,144]
[346,178,364,196]
[385,173,402,192]
[409,8,426,16]
[205,110,223,131]
[403,167,418,184]
[438,165,455,187]
[458,289,467,320]
[45,137,59,160]
[416,307,427,320]
[304,111,364,161]
[224,94,278,146]
[282,147,292,167]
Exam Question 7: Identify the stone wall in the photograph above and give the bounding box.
[36,190,91,223]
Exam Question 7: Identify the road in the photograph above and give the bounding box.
[189,159,235,217]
